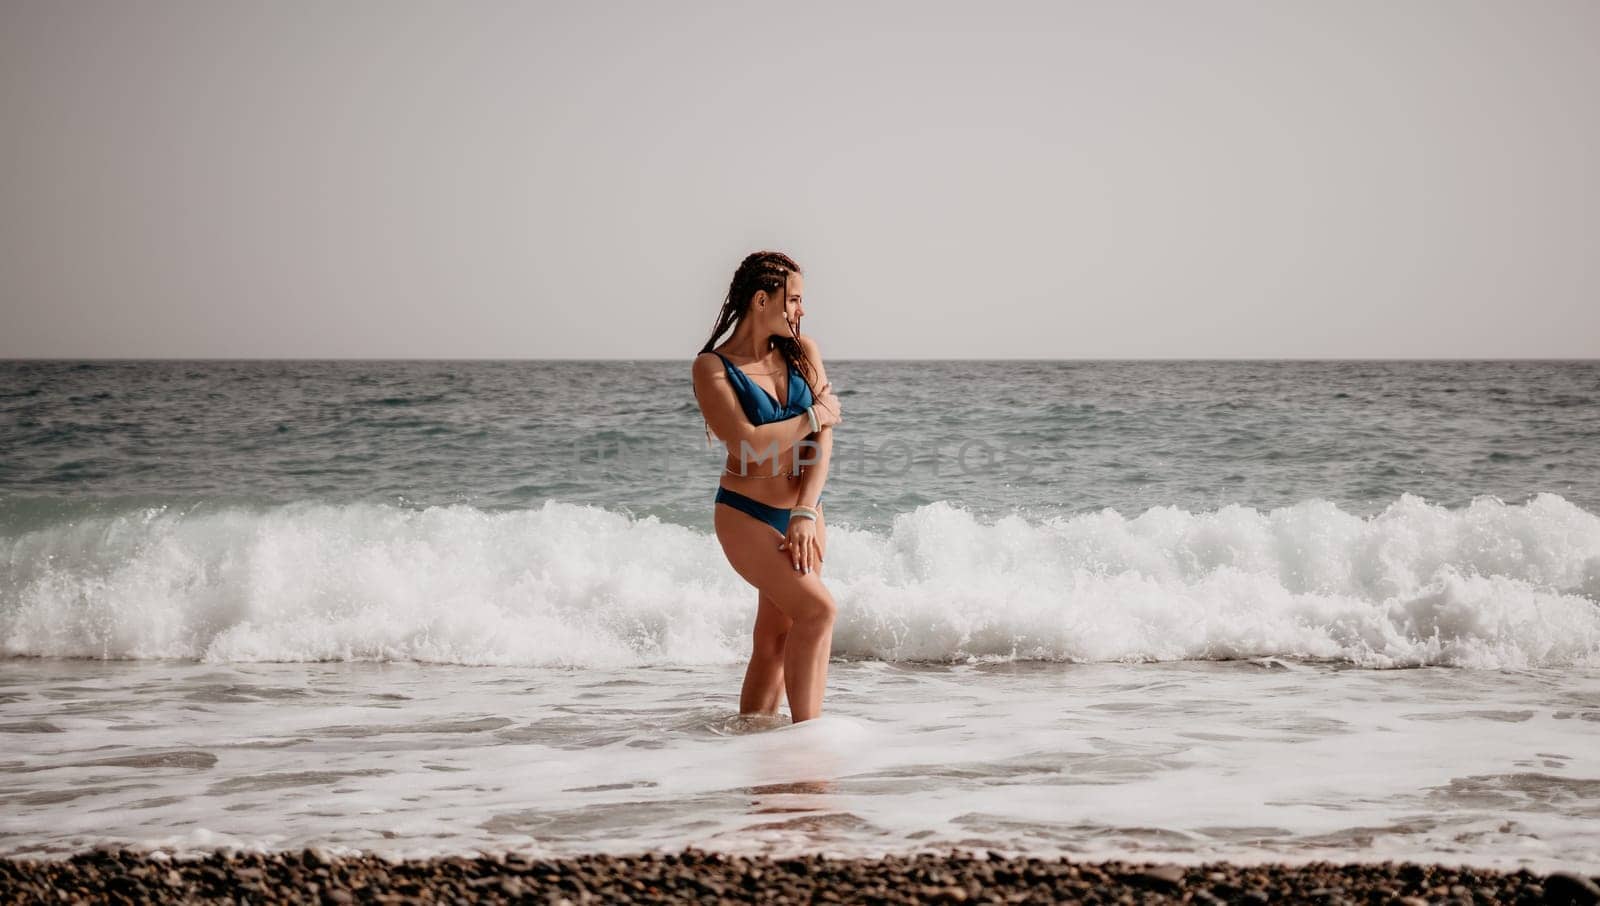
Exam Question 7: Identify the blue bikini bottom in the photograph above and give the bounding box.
[715,486,822,537]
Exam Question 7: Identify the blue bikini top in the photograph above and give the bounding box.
[712,351,815,425]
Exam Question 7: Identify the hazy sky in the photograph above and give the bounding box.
[2,1,1596,359]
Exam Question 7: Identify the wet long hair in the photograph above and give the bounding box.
[695,251,817,444]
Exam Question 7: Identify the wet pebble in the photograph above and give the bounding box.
[0,847,1588,904]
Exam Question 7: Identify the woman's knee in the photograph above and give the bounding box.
[785,587,836,627]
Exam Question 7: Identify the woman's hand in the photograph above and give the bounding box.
[812,382,842,429]
[778,514,823,574]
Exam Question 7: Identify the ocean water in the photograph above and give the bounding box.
[2,359,1599,870]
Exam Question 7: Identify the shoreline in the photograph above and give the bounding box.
[4,848,1598,905]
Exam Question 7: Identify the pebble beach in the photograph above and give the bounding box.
[6,848,1600,905]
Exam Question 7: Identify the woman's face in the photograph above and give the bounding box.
[756,272,805,341]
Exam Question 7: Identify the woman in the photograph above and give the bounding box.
[692,251,843,723]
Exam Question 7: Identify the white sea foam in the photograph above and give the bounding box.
[4,659,1598,869]
[3,494,1598,668]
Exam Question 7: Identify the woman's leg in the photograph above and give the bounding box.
[739,591,791,715]
[715,505,837,722]
[783,504,830,719]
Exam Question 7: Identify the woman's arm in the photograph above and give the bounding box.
[796,426,833,508]
[692,353,814,468]
[794,335,833,508]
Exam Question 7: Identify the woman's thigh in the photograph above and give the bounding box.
[715,504,835,623]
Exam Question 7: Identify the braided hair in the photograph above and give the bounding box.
[695,251,818,445]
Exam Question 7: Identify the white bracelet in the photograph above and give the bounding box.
[790,505,819,522]
[805,405,819,433]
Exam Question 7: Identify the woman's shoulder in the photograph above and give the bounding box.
[692,350,726,377]
[796,335,827,371]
